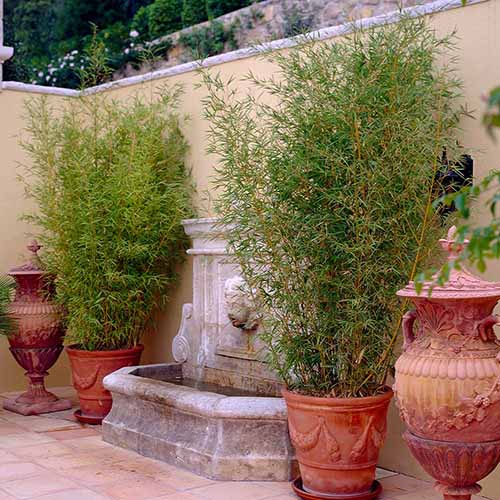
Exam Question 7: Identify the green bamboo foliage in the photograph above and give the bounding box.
[203,18,466,397]
[21,85,193,351]
[0,276,15,336]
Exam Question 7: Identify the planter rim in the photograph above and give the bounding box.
[282,386,393,408]
[66,344,144,358]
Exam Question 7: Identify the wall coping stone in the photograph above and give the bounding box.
[1,0,487,97]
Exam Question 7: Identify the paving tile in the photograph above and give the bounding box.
[0,488,17,499]
[376,468,399,479]
[34,452,108,471]
[0,462,45,482]
[0,449,23,464]
[252,481,293,495]
[261,495,296,500]
[0,473,79,499]
[10,416,80,433]
[156,468,215,491]
[62,435,114,452]
[43,409,79,422]
[190,482,278,500]
[0,423,28,436]
[152,493,209,500]
[43,427,101,441]
[30,490,109,500]
[392,487,441,500]
[95,477,177,499]
[379,475,431,497]
[0,432,55,449]
[62,463,147,487]
[10,442,73,460]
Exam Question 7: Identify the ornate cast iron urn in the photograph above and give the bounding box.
[394,227,500,500]
[3,241,72,415]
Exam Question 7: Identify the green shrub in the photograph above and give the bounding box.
[206,0,252,19]
[148,0,183,38]
[21,42,193,351]
[203,18,465,397]
[131,6,151,40]
[182,0,208,28]
[180,20,238,59]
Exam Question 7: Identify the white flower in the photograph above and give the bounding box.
[70,63,75,67]
[124,48,130,54]
[38,71,43,77]
[31,81,37,85]
[48,63,52,68]
[45,75,51,81]
[80,65,84,69]
[130,43,134,48]
[130,30,139,38]
[61,62,65,68]
[71,50,78,55]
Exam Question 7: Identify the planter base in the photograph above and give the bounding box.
[3,396,71,416]
[403,431,500,500]
[74,409,104,425]
[291,478,382,500]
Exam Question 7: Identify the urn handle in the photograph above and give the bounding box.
[402,310,417,351]
[477,315,500,343]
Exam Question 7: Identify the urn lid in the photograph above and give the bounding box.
[397,226,500,299]
[8,241,44,276]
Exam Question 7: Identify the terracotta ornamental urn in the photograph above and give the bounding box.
[3,241,72,415]
[394,227,500,500]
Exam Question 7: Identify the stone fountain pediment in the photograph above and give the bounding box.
[173,217,279,395]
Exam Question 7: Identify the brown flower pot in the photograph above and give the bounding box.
[283,387,393,499]
[67,344,143,424]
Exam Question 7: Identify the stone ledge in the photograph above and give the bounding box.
[103,364,288,420]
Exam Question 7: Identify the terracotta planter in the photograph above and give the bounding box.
[394,227,500,500]
[283,387,393,499]
[67,344,143,424]
[3,241,71,415]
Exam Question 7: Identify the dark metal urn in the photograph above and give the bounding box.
[3,241,72,415]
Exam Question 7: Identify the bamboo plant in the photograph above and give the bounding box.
[20,37,193,351]
[203,17,467,397]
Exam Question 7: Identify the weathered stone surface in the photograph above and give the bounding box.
[102,364,296,481]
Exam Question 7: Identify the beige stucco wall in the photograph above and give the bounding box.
[0,90,73,391]
[1,0,500,495]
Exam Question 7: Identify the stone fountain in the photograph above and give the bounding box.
[102,218,295,481]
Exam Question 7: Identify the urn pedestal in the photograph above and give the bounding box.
[394,227,500,500]
[3,241,71,415]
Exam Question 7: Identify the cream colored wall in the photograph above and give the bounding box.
[1,0,500,494]
[0,89,71,391]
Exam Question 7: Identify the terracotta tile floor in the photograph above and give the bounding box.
[0,387,490,500]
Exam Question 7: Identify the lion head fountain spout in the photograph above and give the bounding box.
[224,276,260,332]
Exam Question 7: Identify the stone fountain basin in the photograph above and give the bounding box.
[102,363,296,481]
